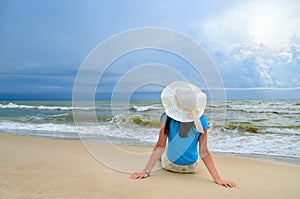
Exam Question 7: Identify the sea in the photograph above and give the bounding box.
[0,100,299,164]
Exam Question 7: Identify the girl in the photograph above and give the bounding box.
[130,81,237,188]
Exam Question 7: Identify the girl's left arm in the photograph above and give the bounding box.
[130,121,167,179]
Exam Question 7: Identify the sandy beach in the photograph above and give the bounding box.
[0,133,299,199]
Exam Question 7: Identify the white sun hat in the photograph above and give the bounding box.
[161,81,207,133]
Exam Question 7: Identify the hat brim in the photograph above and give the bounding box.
[161,81,206,122]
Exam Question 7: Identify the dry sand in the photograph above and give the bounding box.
[0,133,299,199]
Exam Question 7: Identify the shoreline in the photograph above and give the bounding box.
[2,132,300,167]
[1,132,300,198]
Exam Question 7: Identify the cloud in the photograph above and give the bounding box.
[192,0,300,89]
[208,35,300,88]
[198,0,300,47]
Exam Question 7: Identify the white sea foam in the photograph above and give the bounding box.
[0,121,158,143]
[0,102,93,111]
[131,105,163,112]
[208,128,300,158]
[0,120,299,158]
[228,102,300,114]
[259,128,300,135]
[0,121,77,133]
[0,100,299,158]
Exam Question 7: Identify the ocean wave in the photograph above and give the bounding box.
[223,123,260,133]
[4,113,77,123]
[0,102,96,111]
[0,119,299,158]
[0,110,162,128]
[0,121,77,133]
[4,111,300,135]
[0,102,154,112]
[227,105,300,115]
[110,114,161,127]
[129,105,163,112]
[258,128,300,135]
[50,113,161,127]
[1,99,299,158]
[222,123,300,135]
[245,110,300,115]
[0,121,158,144]
[12,112,161,127]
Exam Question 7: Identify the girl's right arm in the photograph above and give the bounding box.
[130,121,167,179]
[199,130,237,188]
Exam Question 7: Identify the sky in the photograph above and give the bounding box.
[0,0,300,100]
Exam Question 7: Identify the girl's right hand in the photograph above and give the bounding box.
[129,170,150,179]
[215,179,237,188]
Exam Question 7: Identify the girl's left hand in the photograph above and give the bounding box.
[216,179,237,188]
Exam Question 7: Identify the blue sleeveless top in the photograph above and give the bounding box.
[161,113,209,165]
